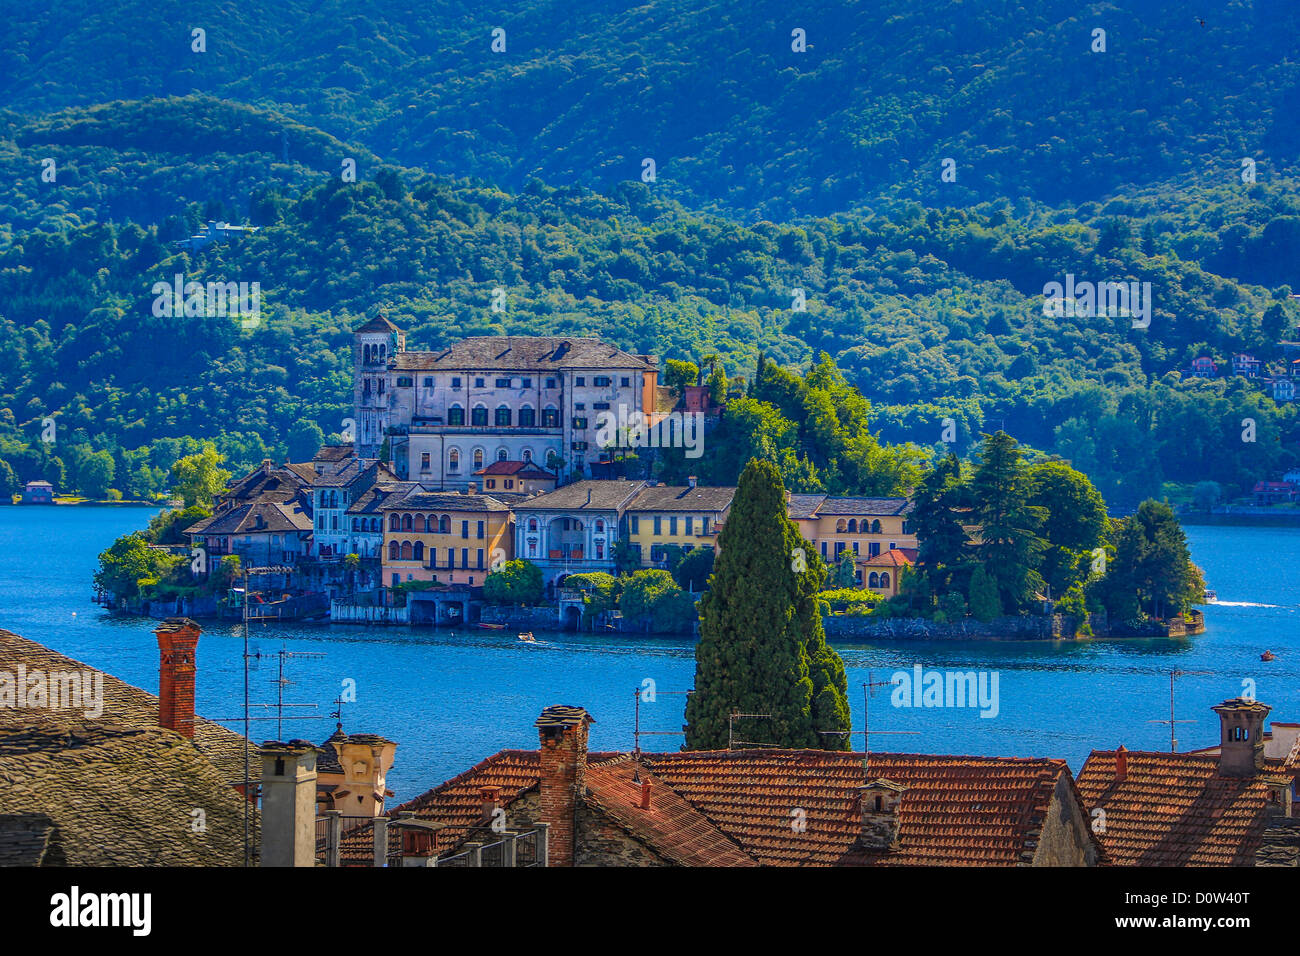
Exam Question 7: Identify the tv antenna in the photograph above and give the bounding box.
[1147,668,1211,752]
[631,687,691,754]
[728,711,777,750]
[820,674,920,774]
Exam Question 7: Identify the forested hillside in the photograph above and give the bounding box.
[2,2,1300,507]
[5,0,1300,217]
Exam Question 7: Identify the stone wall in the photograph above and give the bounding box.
[479,605,562,630]
[823,613,1064,641]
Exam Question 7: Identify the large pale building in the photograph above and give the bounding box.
[352,317,659,488]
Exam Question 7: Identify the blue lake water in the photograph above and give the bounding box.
[1,505,1297,803]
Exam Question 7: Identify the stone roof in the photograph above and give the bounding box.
[347,482,422,515]
[0,629,258,788]
[516,480,648,513]
[311,459,397,489]
[392,337,656,372]
[0,720,252,866]
[812,497,914,517]
[219,461,315,508]
[186,500,313,537]
[786,494,827,520]
[1076,749,1293,866]
[380,491,511,513]
[627,484,735,513]
[313,444,355,462]
[356,314,401,334]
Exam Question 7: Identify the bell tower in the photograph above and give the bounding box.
[353,314,404,459]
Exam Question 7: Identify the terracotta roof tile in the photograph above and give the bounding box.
[1076,750,1290,866]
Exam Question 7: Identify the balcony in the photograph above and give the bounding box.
[548,549,584,560]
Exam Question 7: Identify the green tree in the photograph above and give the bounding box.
[170,445,231,508]
[834,552,858,588]
[968,565,1002,622]
[673,545,715,592]
[664,359,700,397]
[1027,459,1108,598]
[93,532,183,600]
[1095,500,1203,621]
[621,569,693,631]
[483,559,543,605]
[970,432,1047,611]
[684,458,851,751]
[909,452,970,601]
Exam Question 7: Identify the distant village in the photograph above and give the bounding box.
[97,317,921,630]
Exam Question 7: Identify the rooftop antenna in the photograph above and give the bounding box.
[820,674,920,773]
[271,646,326,741]
[728,711,776,750]
[632,686,692,755]
[1147,668,1211,752]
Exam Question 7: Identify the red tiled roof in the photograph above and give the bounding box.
[862,548,916,568]
[638,750,1078,866]
[1076,750,1289,866]
[584,756,756,866]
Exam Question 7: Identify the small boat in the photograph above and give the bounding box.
[1261,650,1276,662]
[518,631,535,643]
[1202,589,1217,603]
[478,622,505,630]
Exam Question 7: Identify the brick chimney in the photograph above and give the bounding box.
[856,778,907,851]
[1115,744,1128,783]
[155,618,201,738]
[1213,697,1271,777]
[535,705,594,867]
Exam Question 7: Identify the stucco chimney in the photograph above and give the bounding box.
[1213,697,1271,777]
[467,482,477,496]
[480,785,502,822]
[155,618,201,738]
[260,741,320,866]
[688,476,697,489]
[1115,744,1128,782]
[856,779,906,851]
[535,705,594,867]
[639,779,653,811]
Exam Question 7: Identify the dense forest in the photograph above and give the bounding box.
[2,2,1300,506]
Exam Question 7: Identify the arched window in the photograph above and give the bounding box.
[528,518,538,533]
[595,520,605,533]
[448,449,460,472]
[413,542,424,560]
[448,404,465,426]
[363,344,371,364]
[423,515,433,532]
[880,572,891,588]
[836,519,847,533]
[400,541,413,561]
[519,405,536,428]
[522,448,533,463]
[411,514,423,533]
[868,572,880,588]
[388,541,399,560]
[389,514,400,531]
[847,519,858,533]
[473,449,484,470]
[439,515,451,534]
[379,344,386,363]
[402,514,413,531]
[871,519,882,534]
[497,448,508,461]
[472,405,488,427]
[495,405,512,427]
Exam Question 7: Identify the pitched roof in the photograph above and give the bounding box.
[356,314,401,334]
[1076,750,1291,866]
[813,497,914,517]
[347,481,422,515]
[187,500,312,536]
[392,337,655,372]
[0,628,257,787]
[474,460,555,478]
[313,444,355,462]
[638,749,1080,866]
[863,548,917,568]
[0,720,251,865]
[516,480,648,512]
[627,484,736,513]
[786,494,827,520]
[380,491,511,513]
[311,459,397,489]
[583,756,757,866]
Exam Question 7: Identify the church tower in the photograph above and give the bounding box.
[353,315,404,459]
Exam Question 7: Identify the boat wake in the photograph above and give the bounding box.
[1212,600,1282,608]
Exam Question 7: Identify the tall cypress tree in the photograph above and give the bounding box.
[970,432,1048,611]
[684,459,852,751]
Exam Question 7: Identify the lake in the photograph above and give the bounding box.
[1,505,1296,803]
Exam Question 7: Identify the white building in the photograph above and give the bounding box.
[351,318,660,487]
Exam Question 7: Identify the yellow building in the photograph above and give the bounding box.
[380,488,513,588]
[624,481,735,567]
[787,494,918,594]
